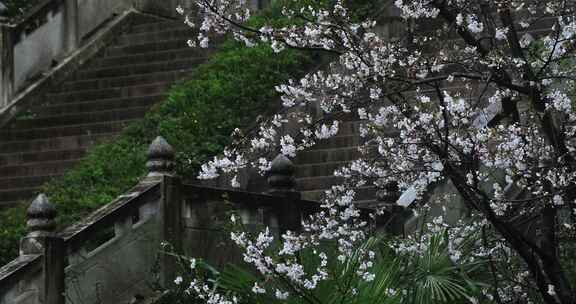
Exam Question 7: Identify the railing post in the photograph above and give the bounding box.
[43,236,65,304]
[20,194,65,304]
[267,154,302,233]
[146,136,182,288]
[0,22,14,109]
[375,181,406,235]
[64,0,79,54]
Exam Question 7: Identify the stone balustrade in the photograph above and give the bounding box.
[0,0,276,112]
[0,0,128,109]
[0,137,320,304]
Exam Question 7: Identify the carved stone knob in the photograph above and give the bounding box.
[26,193,57,235]
[267,154,296,192]
[147,136,175,177]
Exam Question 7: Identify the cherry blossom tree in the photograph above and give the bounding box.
[177,0,576,303]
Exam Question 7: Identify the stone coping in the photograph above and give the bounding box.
[0,254,41,292]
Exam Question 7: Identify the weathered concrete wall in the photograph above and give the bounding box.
[77,0,131,39]
[65,196,162,304]
[182,198,280,268]
[13,9,65,90]
[135,0,181,18]
[0,257,42,304]
[0,24,14,110]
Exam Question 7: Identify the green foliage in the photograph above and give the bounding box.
[0,41,312,266]
[1,0,41,18]
[399,232,485,304]
[0,205,27,266]
[166,232,486,304]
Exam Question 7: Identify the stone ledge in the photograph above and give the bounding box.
[0,254,41,292]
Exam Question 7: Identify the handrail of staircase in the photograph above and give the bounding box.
[181,183,322,216]
[0,0,272,128]
[0,0,159,127]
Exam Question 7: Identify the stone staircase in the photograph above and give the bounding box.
[294,119,380,205]
[0,15,209,209]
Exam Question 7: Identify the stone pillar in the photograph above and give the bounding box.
[146,136,182,288]
[43,236,65,304]
[0,22,14,109]
[20,194,66,304]
[375,181,411,235]
[267,154,302,233]
[63,0,79,54]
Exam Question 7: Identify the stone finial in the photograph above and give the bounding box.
[147,136,175,177]
[21,194,57,255]
[26,193,57,235]
[267,154,296,192]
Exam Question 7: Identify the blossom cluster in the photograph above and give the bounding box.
[177,0,576,302]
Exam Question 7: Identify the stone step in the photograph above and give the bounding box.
[295,145,379,165]
[130,13,168,26]
[295,161,349,178]
[0,200,24,210]
[12,107,148,129]
[130,20,189,34]
[46,82,170,104]
[0,134,113,154]
[75,58,206,80]
[301,186,376,202]
[296,175,345,191]
[0,159,77,178]
[296,146,360,164]
[33,95,161,116]
[0,187,40,203]
[0,175,54,190]
[0,149,86,167]
[116,27,193,46]
[337,120,364,136]
[104,39,195,57]
[89,48,210,68]
[354,200,383,209]
[58,69,194,92]
[0,120,134,141]
[311,135,362,150]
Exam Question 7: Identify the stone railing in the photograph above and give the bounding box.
[0,0,136,108]
[0,0,273,127]
[0,137,323,304]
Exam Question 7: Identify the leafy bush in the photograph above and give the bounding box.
[0,41,313,266]
[165,232,487,304]
[1,0,41,18]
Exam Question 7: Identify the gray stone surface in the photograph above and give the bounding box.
[26,194,57,233]
[146,136,175,178]
[267,153,296,192]
[21,194,58,256]
[0,2,7,16]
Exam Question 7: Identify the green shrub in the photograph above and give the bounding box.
[0,41,312,266]
[1,0,41,18]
